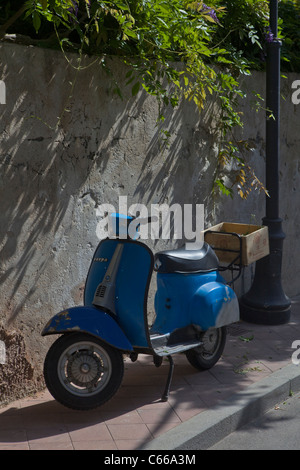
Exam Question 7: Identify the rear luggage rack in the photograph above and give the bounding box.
[204,230,243,285]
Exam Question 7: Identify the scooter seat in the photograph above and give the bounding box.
[154,242,219,274]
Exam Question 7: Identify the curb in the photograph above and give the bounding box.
[139,363,300,450]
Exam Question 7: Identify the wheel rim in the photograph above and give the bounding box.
[57,340,112,397]
[201,329,222,359]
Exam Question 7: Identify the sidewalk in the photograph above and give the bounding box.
[1,297,300,450]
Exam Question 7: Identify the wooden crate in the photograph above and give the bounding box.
[204,222,269,266]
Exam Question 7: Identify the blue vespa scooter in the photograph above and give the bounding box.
[42,213,240,410]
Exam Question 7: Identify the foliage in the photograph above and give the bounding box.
[0,1,297,198]
[209,1,269,67]
[279,0,300,72]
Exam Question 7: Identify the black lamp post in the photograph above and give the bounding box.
[240,0,291,325]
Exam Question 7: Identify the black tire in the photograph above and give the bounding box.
[44,333,124,410]
[185,327,227,370]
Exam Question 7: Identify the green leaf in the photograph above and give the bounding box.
[215,180,233,198]
[131,81,140,96]
[239,335,254,343]
[32,11,41,33]
[41,0,48,10]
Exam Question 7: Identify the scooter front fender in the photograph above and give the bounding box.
[41,306,133,352]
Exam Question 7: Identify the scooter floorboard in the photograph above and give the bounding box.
[153,341,203,356]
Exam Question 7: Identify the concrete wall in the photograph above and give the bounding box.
[0,42,299,403]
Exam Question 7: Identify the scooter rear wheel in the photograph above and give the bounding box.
[185,327,226,370]
[44,333,124,410]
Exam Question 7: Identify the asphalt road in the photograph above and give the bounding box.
[209,391,300,450]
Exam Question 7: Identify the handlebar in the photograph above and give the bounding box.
[131,216,158,225]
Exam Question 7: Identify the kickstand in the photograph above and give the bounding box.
[161,355,174,402]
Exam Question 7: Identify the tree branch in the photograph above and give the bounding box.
[0,4,27,40]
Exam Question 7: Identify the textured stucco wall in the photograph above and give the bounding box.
[0,42,299,403]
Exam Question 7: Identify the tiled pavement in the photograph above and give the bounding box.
[1,297,300,450]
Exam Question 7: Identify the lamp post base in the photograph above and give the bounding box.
[239,226,291,325]
[239,298,291,325]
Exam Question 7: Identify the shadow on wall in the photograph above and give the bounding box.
[0,42,221,327]
[0,44,99,326]
[0,48,129,323]
[133,96,220,209]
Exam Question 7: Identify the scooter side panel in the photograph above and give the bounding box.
[84,239,153,348]
[41,305,133,352]
[114,242,153,348]
[190,281,240,330]
[152,272,221,335]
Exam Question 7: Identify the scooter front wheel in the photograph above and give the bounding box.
[185,327,226,370]
[44,333,124,410]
